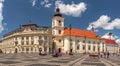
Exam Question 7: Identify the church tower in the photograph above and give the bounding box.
[52,8,64,52]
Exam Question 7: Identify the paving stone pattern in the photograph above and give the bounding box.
[0,54,83,66]
[81,57,106,66]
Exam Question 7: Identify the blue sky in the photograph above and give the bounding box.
[0,0,120,44]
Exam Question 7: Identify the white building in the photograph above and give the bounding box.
[104,39,118,53]
[52,8,106,53]
[1,22,52,53]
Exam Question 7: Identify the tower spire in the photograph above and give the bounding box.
[91,25,94,32]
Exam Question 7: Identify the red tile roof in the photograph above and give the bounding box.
[103,38,117,45]
[63,28,97,39]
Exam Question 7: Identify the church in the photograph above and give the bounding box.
[0,8,119,54]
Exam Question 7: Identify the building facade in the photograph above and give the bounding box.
[52,8,106,54]
[63,28,106,53]
[0,8,119,54]
[1,22,52,53]
[105,39,118,53]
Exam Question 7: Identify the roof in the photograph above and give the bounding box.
[104,39,117,45]
[63,28,97,39]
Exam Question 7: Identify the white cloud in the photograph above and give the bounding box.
[32,0,37,6]
[87,15,120,31]
[0,0,4,33]
[102,32,120,45]
[102,32,117,40]
[55,1,87,17]
[40,0,52,8]
[116,39,120,45]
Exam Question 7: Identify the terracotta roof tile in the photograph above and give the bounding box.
[63,28,97,39]
[102,38,117,45]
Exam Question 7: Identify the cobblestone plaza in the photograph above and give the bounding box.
[0,54,120,66]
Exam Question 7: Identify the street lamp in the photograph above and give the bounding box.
[69,24,73,55]
[84,36,87,54]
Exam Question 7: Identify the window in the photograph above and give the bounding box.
[58,20,62,26]
[31,36,34,40]
[82,40,85,43]
[88,45,91,50]
[44,36,47,40]
[70,39,72,41]
[93,46,95,51]
[83,45,85,50]
[31,41,34,45]
[98,42,100,44]
[93,41,95,44]
[39,36,42,39]
[22,37,24,40]
[59,40,61,43]
[44,41,47,44]
[26,41,29,45]
[77,40,80,43]
[21,41,24,45]
[88,41,91,44]
[39,40,43,45]
[22,48,24,51]
[15,41,18,46]
[58,20,61,23]
[77,46,79,50]
[26,48,29,51]
[58,30,61,34]
[102,42,104,44]
[26,37,29,40]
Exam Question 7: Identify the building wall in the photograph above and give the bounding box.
[63,36,106,53]
[1,28,52,54]
[106,44,119,53]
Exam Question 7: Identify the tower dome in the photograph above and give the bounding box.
[54,8,62,17]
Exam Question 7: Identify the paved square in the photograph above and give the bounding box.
[0,54,120,66]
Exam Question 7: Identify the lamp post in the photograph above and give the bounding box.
[69,24,73,55]
[85,36,87,54]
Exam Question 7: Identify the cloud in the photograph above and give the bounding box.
[0,0,4,33]
[87,15,120,31]
[102,32,120,45]
[32,0,37,6]
[116,39,120,45]
[55,0,87,17]
[102,32,117,40]
[40,0,52,8]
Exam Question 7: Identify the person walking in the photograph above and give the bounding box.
[107,52,110,58]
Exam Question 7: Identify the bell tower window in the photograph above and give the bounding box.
[58,20,62,26]
[58,30,61,34]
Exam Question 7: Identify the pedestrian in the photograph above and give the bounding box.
[100,52,103,58]
[103,52,106,58]
[107,52,110,58]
